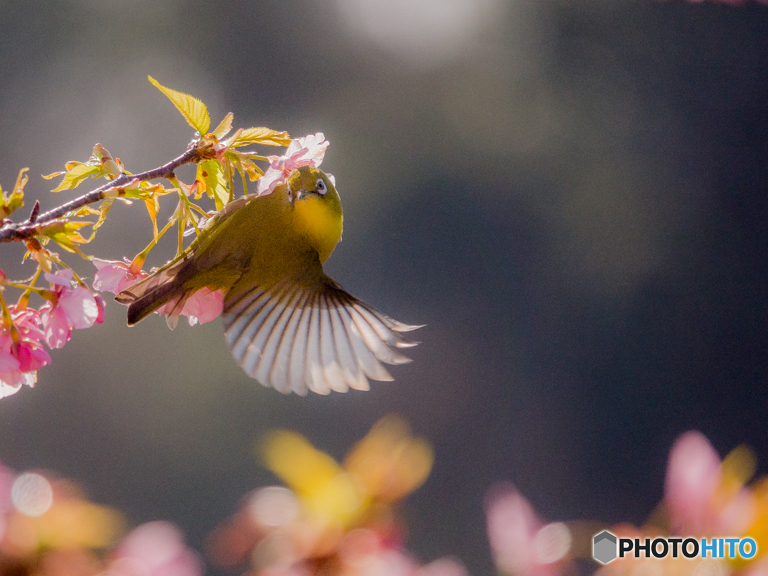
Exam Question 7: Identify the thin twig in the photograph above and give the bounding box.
[0,144,208,244]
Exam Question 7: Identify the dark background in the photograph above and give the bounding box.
[1,1,767,573]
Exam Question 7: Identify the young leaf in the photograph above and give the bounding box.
[144,197,160,240]
[90,198,115,235]
[1,168,28,217]
[93,144,122,178]
[212,112,234,140]
[225,150,263,183]
[196,160,229,210]
[148,76,211,134]
[41,221,93,253]
[228,127,291,148]
[45,162,105,193]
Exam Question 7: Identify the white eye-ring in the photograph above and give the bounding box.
[316,177,327,195]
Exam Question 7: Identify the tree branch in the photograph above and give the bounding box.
[0,144,208,244]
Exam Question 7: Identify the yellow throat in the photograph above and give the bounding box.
[289,168,343,264]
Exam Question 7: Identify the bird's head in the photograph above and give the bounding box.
[287,166,343,264]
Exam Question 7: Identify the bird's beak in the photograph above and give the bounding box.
[297,189,308,201]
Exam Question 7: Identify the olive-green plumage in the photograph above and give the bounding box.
[116,166,419,395]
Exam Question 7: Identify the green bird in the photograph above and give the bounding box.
[116,166,420,395]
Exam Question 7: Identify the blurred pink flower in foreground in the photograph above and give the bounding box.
[0,307,50,398]
[665,431,722,533]
[334,530,469,576]
[106,521,202,576]
[665,430,755,535]
[207,417,464,576]
[157,287,225,326]
[40,269,100,349]
[598,432,767,576]
[92,258,149,295]
[0,468,123,574]
[256,133,329,195]
[485,485,571,576]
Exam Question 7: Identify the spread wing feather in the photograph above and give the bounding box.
[223,275,421,395]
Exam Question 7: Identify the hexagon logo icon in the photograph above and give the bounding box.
[593,530,618,564]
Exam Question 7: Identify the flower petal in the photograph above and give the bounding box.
[93,261,130,293]
[294,133,328,166]
[44,269,74,288]
[60,287,99,329]
[0,379,22,399]
[15,342,51,372]
[94,294,107,325]
[0,352,20,373]
[256,166,287,196]
[665,431,721,532]
[42,306,72,349]
[183,288,224,326]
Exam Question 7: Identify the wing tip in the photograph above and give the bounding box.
[392,322,425,333]
[222,277,422,396]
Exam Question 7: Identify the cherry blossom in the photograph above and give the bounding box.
[94,293,107,325]
[256,133,329,196]
[0,307,50,398]
[157,287,225,327]
[93,260,223,327]
[665,430,756,535]
[92,258,149,295]
[485,485,570,576]
[40,269,100,349]
[107,521,203,576]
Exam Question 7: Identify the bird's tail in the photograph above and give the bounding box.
[115,259,190,326]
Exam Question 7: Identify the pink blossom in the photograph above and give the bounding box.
[0,308,50,398]
[95,293,107,324]
[416,558,471,576]
[92,258,149,294]
[0,349,28,399]
[11,307,46,342]
[665,431,721,534]
[665,431,755,534]
[107,521,203,576]
[485,485,567,576]
[256,133,329,196]
[40,269,100,349]
[158,287,225,327]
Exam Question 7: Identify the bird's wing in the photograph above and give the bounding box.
[222,269,421,395]
[116,195,259,317]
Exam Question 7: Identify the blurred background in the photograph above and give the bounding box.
[1,0,768,573]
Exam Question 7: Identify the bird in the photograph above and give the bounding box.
[115,165,420,395]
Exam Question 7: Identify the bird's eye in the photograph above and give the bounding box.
[316,178,327,195]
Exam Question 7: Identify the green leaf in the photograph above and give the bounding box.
[47,162,105,193]
[225,150,263,183]
[229,127,291,148]
[212,112,234,140]
[1,168,28,217]
[86,198,115,241]
[144,197,160,240]
[197,160,229,210]
[148,76,211,134]
[41,220,93,253]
